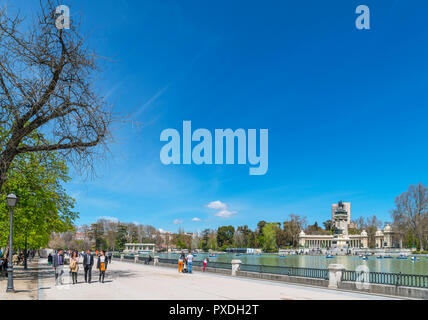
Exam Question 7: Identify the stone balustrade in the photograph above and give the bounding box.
[327,264,346,289]
[231,259,242,276]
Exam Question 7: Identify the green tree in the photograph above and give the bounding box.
[257,220,267,235]
[201,229,211,252]
[173,233,192,249]
[262,223,277,252]
[306,221,323,234]
[89,221,109,250]
[236,225,254,247]
[0,145,77,265]
[217,226,235,247]
[115,224,128,251]
[323,220,334,232]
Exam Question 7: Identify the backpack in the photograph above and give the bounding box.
[69,259,76,270]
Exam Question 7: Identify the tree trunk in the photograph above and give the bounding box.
[418,234,424,252]
[24,233,28,269]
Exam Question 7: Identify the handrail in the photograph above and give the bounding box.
[342,270,428,288]
[115,254,428,288]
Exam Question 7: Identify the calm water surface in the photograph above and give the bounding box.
[157,253,428,275]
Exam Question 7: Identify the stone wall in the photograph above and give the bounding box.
[113,257,427,299]
[236,270,329,288]
[338,281,428,299]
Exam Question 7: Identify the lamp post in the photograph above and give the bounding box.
[6,194,17,292]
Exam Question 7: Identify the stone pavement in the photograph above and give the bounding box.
[0,258,39,300]
[36,258,400,300]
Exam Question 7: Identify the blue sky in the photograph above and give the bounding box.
[8,0,428,232]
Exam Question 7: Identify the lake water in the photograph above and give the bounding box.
[157,253,428,275]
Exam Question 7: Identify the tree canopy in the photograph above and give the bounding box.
[0,136,77,250]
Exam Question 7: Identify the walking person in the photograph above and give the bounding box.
[0,258,4,277]
[2,257,8,278]
[69,251,79,284]
[186,252,194,274]
[83,250,94,283]
[97,250,108,283]
[12,253,19,266]
[203,257,209,272]
[178,253,184,273]
[108,251,112,264]
[47,253,53,266]
[52,249,65,286]
[183,257,188,273]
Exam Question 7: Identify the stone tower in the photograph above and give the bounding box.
[332,201,349,247]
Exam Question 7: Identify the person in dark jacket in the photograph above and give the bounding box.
[97,250,108,283]
[1,257,8,277]
[83,250,94,283]
[52,249,65,286]
[47,253,53,266]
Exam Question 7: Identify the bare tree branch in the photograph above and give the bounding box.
[0,0,114,189]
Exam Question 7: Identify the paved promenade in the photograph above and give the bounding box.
[34,258,398,300]
[0,258,39,300]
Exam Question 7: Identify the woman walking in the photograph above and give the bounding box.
[203,257,209,272]
[97,251,108,283]
[178,253,184,273]
[69,251,79,284]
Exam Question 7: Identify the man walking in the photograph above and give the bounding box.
[52,249,65,286]
[186,252,194,274]
[83,250,94,283]
[108,251,112,264]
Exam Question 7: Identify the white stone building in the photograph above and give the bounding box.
[299,201,401,249]
[124,243,155,253]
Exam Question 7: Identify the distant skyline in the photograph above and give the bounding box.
[10,0,428,233]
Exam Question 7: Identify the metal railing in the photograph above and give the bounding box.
[114,255,428,289]
[240,264,329,280]
[157,258,232,270]
[342,270,428,289]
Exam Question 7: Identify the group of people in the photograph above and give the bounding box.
[0,255,8,277]
[48,249,112,286]
[177,252,209,274]
[0,249,37,276]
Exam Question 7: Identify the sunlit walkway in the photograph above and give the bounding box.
[36,258,399,300]
[0,258,39,300]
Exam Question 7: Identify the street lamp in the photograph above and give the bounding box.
[6,194,17,292]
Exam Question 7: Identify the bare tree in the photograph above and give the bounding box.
[232,229,245,248]
[392,183,428,251]
[48,233,66,249]
[283,214,306,247]
[0,0,112,190]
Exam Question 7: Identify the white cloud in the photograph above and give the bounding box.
[214,210,238,218]
[97,216,119,223]
[206,200,227,210]
[173,219,184,225]
[192,217,202,222]
[206,200,238,218]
